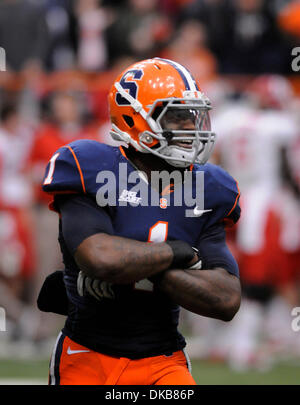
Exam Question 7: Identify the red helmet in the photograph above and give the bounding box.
[108,58,215,167]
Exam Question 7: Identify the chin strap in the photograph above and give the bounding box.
[110,124,145,153]
[109,124,131,143]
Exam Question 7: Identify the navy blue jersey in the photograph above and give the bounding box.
[42,140,240,358]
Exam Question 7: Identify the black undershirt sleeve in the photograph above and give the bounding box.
[56,194,114,255]
[196,223,239,278]
[37,195,113,316]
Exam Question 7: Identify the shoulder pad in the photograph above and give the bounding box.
[195,163,241,226]
[42,140,117,195]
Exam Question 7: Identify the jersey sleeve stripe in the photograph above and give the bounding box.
[226,179,240,217]
[66,145,86,194]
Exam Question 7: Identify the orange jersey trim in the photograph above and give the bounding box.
[48,193,79,214]
[161,183,174,196]
[66,145,86,194]
[119,146,128,159]
[226,179,240,218]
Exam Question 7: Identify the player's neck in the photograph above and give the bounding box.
[124,146,186,180]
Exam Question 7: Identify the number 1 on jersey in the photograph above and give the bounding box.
[43,152,60,185]
[148,221,168,243]
[135,221,168,292]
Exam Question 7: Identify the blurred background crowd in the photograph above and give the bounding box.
[0,0,299,373]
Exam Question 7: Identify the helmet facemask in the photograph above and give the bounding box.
[139,96,216,168]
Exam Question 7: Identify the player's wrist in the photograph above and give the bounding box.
[165,240,196,269]
[186,247,202,270]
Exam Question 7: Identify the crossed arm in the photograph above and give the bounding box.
[157,268,241,321]
[75,234,240,321]
[59,195,241,322]
[74,233,174,284]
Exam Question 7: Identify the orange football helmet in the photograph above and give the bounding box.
[108,58,215,167]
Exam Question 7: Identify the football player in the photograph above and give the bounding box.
[38,58,241,385]
[212,75,299,368]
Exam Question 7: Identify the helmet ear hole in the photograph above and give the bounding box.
[122,115,134,128]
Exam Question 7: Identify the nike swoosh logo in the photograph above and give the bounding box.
[193,207,213,217]
[67,346,90,355]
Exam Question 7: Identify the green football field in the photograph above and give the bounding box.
[0,358,299,385]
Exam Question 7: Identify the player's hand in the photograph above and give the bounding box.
[149,247,202,285]
[77,271,115,301]
[166,240,197,269]
[187,247,202,270]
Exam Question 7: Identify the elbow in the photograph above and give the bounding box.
[82,260,130,284]
[218,293,241,322]
[74,234,134,283]
[86,257,125,283]
[75,243,119,282]
[82,258,115,281]
[219,308,238,322]
[76,249,132,284]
